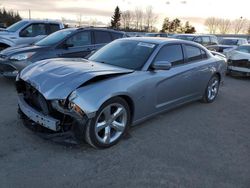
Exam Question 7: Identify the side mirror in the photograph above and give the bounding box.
[151,61,172,70]
[62,43,74,49]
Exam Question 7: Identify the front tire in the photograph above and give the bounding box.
[85,97,131,149]
[202,75,220,103]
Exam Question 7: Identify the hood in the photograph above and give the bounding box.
[1,45,47,56]
[227,50,250,61]
[20,58,134,100]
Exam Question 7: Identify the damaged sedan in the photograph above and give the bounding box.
[16,37,226,148]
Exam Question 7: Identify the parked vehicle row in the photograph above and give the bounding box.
[0,27,126,78]
[0,19,64,51]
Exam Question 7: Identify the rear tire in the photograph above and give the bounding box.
[201,75,220,103]
[85,97,131,149]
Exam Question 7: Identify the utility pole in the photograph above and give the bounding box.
[29,9,31,19]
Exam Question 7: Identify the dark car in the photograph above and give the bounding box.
[207,37,248,53]
[171,34,218,47]
[145,33,168,38]
[0,27,126,78]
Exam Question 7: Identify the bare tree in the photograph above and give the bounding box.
[121,10,133,29]
[204,17,219,34]
[134,7,143,30]
[144,6,158,32]
[218,19,231,34]
[232,17,247,34]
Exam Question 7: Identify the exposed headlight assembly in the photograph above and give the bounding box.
[10,52,36,61]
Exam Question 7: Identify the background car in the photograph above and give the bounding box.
[207,37,248,53]
[0,19,64,51]
[225,44,250,76]
[0,27,126,78]
[171,34,218,47]
[145,33,168,38]
[16,37,226,148]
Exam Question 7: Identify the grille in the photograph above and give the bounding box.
[18,81,51,115]
[228,59,250,68]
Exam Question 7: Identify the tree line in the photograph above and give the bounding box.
[0,8,22,27]
[205,17,250,34]
[110,6,196,33]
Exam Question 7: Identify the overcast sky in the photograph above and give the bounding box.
[1,0,250,32]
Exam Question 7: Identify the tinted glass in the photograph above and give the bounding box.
[194,37,202,43]
[7,21,28,32]
[186,45,203,62]
[220,39,238,45]
[211,36,218,44]
[35,29,74,46]
[236,46,250,53]
[66,31,91,47]
[111,32,123,40]
[49,24,60,33]
[89,40,156,70]
[21,24,46,37]
[154,45,184,66]
[175,35,195,41]
[94,31,112,44]
[202,37,210,44]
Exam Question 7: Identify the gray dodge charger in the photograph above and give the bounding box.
[16,37,227,148]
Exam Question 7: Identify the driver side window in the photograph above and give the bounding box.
[66,31,91,47]
[20,23,46,37]
[154,44,184,66]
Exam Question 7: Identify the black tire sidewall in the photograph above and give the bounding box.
[86,97,131,148]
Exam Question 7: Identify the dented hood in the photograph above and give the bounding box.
[20,58,133,100]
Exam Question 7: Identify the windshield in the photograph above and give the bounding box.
[88,40,157,70]
[236,46,250,53]
[220,39,238,45]
[35,29,74,46]
[7,20,29,32]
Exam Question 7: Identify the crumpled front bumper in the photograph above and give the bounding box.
[18,94,61,131]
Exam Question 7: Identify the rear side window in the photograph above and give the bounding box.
[202,37,210,45]
[154,44,184,66]
[211,36,218,44]
[186,45,206,62]
[94,31,112,44]
[111,32,123,40]
[48,24,60,34]
[66,31,91,47]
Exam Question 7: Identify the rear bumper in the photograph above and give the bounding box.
[18,94,60,131]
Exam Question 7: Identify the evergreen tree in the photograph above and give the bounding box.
[111,6,121,29]
[0,8,22,27]
[183,21,196,33]
[161,18,171,33]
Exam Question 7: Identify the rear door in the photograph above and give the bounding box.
[93,30,113,50]
[58,30,95,58]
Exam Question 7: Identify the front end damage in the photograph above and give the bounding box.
[227,59,250,76]
[16,79,89,145]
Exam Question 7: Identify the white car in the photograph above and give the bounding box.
[0,19,64,51]
[226,44,250,76]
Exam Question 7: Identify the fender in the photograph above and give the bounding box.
[0,37,14,47]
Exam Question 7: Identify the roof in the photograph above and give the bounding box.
[173,34,215,37]
[21,19,63,24]
[222,37,246,40]
[120,37,180,44]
